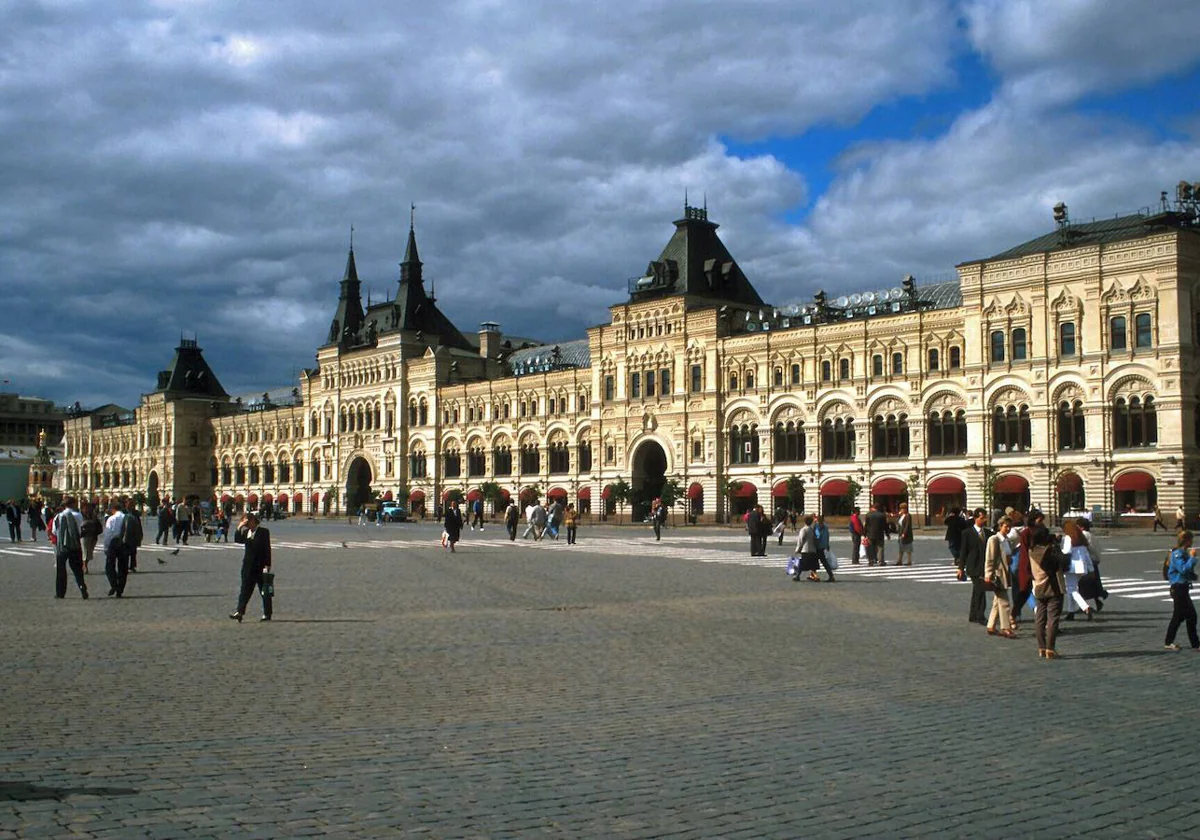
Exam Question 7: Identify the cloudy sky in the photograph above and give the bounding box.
[4,0,1200,409]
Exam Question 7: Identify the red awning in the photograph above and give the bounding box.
[382,490,393,501]
[310,492,319,504]
[577,486,591,500]
[293,492,303,504]
[993,474,1029,494]
[772,481,789,498]
[442,490,454,502]
[927,476,965,495]
[820,479,850,496]
[247,494,258,507]
[1056,472,1083,493]
[221,493,231,503]
[499,488,511,500]
[732,481,757,498]
[262,493,273,503]
[872,477,907,496]
[687,482,703,500]
[467,488,482,502]
[409,489,426,502]
[1113,471,1155,492]
[547,487,567,500]
[235,494,245,503]
[602,485,613,499]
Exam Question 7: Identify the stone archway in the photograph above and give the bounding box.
[147,471,160,509]
[346,457,373,514]
[630,439,668,521]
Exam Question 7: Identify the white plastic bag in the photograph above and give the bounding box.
[825,552,839,571]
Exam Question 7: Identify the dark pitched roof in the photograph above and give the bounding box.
[629,206,764,306]
[154,340,228,398]
[965,211,1196,264]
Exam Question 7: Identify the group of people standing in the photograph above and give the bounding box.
[47,496,144,600]
[5,498,53,542]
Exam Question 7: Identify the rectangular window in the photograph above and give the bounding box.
[660,368,670,395]
[950,346,961,369]
[928,349,939,371]
[1135,313,1152,348]
[839,358,850,379]
[990,331,1005,363]
[822,360,831,382]
[604,375,614,401]
[646,371,656,397]
[1060,321,1076,356]
[774,367,783,387]
[790,363,801,385]
[692,439,702,460]
[690,364,702,392]
[1012,328,1027,361]
[1110,316,1127,351]
[631,372,641,399]
[892,352,903,374]
[872,355,883,376]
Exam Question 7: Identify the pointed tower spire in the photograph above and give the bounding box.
[328,228,365,346]
[400,203,422,289]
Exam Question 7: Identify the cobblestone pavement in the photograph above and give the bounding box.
[1,520,1195,838]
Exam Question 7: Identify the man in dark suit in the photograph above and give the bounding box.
[230,512,272,622]
[747,505,763,556]
[956,507,990,625]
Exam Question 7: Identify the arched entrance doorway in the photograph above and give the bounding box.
[346,457,373,514]
[631,439,667,522]
[147,471,160,509]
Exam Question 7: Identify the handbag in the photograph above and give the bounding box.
[260,572,275,597]
[786,556,800,577]
[825,552,839,571]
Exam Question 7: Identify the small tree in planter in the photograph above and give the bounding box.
[480,481,504,517]
[841,477,862,516]
[518,485,541,508]
[784,475,805,514]
[609,478,632,523]
[720,479,745,524]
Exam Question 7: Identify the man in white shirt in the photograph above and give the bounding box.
[103,501,131,597]
[53,497,87,599]
[173,500,191,544]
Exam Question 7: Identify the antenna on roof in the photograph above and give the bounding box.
[349,224,354,250]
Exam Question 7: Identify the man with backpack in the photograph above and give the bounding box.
[53,497,87,600]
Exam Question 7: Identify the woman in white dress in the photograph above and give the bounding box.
[1062,518,1095,621]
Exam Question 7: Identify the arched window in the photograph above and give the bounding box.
[520,442,541,474]
[467,447,486,477]
[790,363,801,385]
[492,445,512,476]
[1113,396,1157,448]
[745,371,755,390]
[872,354,884,377]
[409,450,427,478]
[1059,322,1076,356]
[992,405,1031,453]
[1110,316,1127,351]
[773,421,806,463]
[928,349,940,372]
[1011,328,1027,361]
[548,441,570,473]
[990,331,1005,363]
[1135,313,1153,348]
[1057,400,1086,450]
[821,418,856,462]
[821,361,832,382]
[872,413,910,459]
[729,373,738,392]
[892,352,903,375]
[949,346,961,369]
[729,424,760,464]
[419,400,428,426]
[578,441,593,472]
[773,367,783,387]
[444,447,461,478]
[927,410,967,457]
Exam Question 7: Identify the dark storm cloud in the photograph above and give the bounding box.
[3,0,1197,408]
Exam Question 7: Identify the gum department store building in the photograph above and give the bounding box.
[62,188,1200,525]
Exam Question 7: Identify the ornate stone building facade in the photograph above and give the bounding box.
[62,191,1200,524]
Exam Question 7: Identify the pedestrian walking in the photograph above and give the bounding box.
[944,507,966,565]
[102,501,132,598]
[651,498,666,541]
[848,507,864,564]
[470,497,484,531]
[173,498,191,544]
[1062,519,1096,621]
[229,512,273,622]
[813,514,836,582]
[1152,505,1166,532]
[1163,530,1199,651]
[52,497,87,600]
[747,505,764,557]
[80,501,102,575]
[564,503,579,544]
[443,500,463,552]
[793,515,821,581]
[504,500,519,541]
[155,502,174,545]
[6,498,23,542]
[985,517,1017,638]
[863,502,889,567]
[1010,510,1037,628]
[124,498,143,573]
[772,507,787,546]
[27,501,43,542]
[895,502,913,566]
[1175,505,1186,532]
[956,508,990,626]
[1028,515,1064,659]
